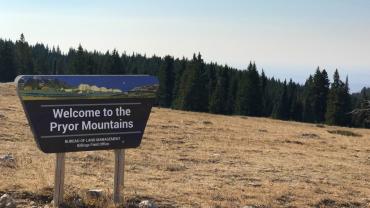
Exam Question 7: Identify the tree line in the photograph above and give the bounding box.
[0,34,369,128]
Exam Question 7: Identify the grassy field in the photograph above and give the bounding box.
[1,82,370,208]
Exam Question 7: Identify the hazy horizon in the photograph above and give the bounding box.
[1,0,369,92]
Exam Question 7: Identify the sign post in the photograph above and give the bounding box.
[15,75,158,207]
[54,153,65,207]
[113,149,125,205]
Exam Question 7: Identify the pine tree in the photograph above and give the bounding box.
[0,41,17,81]
[352,88,370,127]
[158,55,175,107]
[236,63,262,116]
[101,50,112,74]
[303,75,315,122]
[209,68,228,114]
[291,99,303,121]
[287,79,303,120]
[226,73,238,114]
[172,58,186,109]
[15,33,34,74]
[325,70,351,126]
[206,64,217,109]
[209,79,223,114]
[260,69,269,116]
[274,80,290,120]
[286,79,295,118]
[67,44,89,74]
[312,68,330,122]
[342,76,352,125]
[177,53,209,112]
[110,49,124,74]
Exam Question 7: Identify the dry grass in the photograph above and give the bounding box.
[1,82,370,207]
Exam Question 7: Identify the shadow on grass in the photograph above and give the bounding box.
[0,188,177,208]
[327,130,362,137]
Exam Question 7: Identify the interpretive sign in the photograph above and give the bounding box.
[15,75,159,153]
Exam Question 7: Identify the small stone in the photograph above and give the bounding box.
[5,201,16,208]
[0,154,16,167]
[0,154,15,162]
[0,194,8,205]
[72,198,83,207]
[86,189,104,199]
[43,204,50,208]
[29,201,36,206]
[0,194,16,208]
[138,200,157,208]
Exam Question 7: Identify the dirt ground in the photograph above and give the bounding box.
[1,82,370,208]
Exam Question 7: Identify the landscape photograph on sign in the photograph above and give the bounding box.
[1,1,370,208]
[16,75,159,100]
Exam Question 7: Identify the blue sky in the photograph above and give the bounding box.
[1,0,369,91]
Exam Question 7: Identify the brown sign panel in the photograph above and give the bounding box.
[15,75,159,153]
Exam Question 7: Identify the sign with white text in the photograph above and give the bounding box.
[15,75,159,153]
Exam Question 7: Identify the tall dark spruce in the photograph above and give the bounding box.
[325,70,351,126]
[158,55,175,107]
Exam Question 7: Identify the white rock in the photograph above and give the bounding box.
[86,189,104,198]
[0,194,16,208]
[5,201,16,208]
[0,154,16,167]
[0,194,8,205]
[72,198,83,207]
[0,154,15,162]
[138,200,157,208]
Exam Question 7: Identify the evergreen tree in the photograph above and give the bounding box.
[158,55,175,107]
[177,53,208,112]
[236,63,262,116]
[260,69,269,116]
[291,99,303,121]
[32,43,50,74]
[0,41,17,81]
[303,75,315,122]
[226,73,238,114]
[312,68,330,122]
[352,88,370,128]
[343,76,352,125]
[274,80,290,120]
[74,44,89,74]
[325,70,351,126]
[263,77,280,117]
[286,79,295,118]
[206,63,217,109]
[110,49,124,74]
[287,79,303,120]
[15,33,34,74]
[209,67,228,114]
[172,58,186,109]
